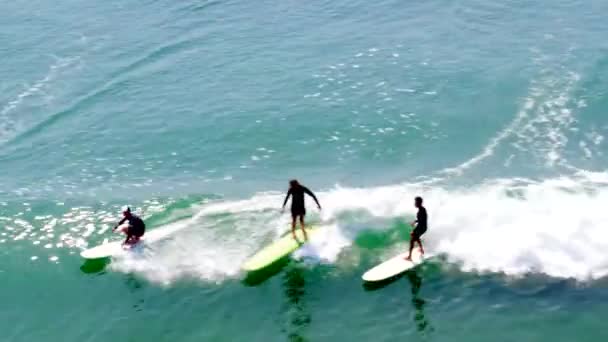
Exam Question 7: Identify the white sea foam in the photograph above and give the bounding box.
[104,170,608,284]
[109,195,288,284]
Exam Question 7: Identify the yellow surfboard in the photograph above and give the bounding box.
[242,226,320,272]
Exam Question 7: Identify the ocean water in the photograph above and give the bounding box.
[2,0,608,340]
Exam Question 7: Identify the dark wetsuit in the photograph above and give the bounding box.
[283,186,319,218]
[412,206,427,240]
[117,214,146,237]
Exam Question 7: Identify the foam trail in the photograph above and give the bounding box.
[0,56,79,144]
[109,194,290,285]
[440,69,580,177]
[440,98,533,176]
[109,218,208,285]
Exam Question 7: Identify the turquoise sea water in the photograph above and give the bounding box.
[2,0,608,340]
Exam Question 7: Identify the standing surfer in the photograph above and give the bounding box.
[113,206,146,246]
[282,180,321,242]
[406,196,427,261]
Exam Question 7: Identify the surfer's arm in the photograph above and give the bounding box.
[410,215,417,227]
[304,187,321,210]
[113,217,127,231]
[282,190,292,210]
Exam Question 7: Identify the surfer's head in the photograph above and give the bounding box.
[414,196,423,208]
[289,179,300,188]
[121,206,132,217]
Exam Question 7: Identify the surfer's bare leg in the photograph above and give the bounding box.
[291,216,298,241]
[299,215,308,241]
[115,223,130,242]
[405,237,415,261]
[122,226,141,246]
[116,224,129,245]
[124,233,132,246]
[417,240,425,255]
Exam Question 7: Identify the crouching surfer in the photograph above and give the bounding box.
[113,206,146,246]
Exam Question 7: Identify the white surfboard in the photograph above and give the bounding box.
[362,247,427,282]
[80,238,143,259]
[80,223,178,259]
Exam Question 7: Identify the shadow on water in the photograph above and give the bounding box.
[281,263,310,342]
[80,258,111,274]
[405,270,433,334]
[242,256,311,340]
[363,268,433,335]
[79,257,146,312]
[125,274,147,312]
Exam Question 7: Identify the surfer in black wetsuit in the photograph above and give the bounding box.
[282,180,321,242]
[113,206,146,246]
[406,196,427,261]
